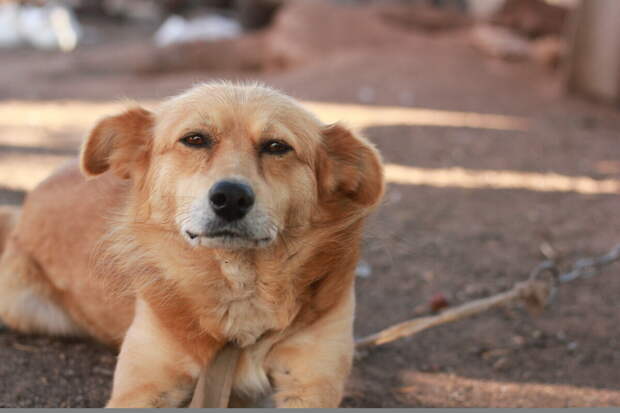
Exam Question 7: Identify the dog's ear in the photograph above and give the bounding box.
[316,124,384,208]
[80,107,153,179]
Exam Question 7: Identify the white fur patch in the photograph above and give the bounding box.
[2,289,81,335]
[209,259,282,347]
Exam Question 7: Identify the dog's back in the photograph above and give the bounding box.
[0,205,19,256]
[0,161,134,344]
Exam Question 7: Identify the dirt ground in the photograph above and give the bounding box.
[0,6,619,407]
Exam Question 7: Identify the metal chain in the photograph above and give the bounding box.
[527,243,620,307]
[557,244,620,283]
[532,243,620,284]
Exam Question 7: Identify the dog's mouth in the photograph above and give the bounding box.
[186,230,237,239]
[184,229,272,247]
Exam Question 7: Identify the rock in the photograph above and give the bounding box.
[493,356,511,370]
[429,292,449,313]
[511,335,526,347]
[355,260,372,279]
[482,348,511,360]
[264,0,413,68]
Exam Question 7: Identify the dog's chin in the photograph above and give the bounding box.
[182,229,274,250]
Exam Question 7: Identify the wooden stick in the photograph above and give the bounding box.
[355,278,551,350]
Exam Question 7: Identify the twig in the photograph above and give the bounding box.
[355,277,551,350]
[12,342,41,353]
[355,243,620,351]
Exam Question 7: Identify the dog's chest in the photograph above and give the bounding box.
[208,260,285,347]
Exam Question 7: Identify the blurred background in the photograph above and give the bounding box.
[0,0,619,407]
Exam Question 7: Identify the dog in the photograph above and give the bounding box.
[0,82,384,407]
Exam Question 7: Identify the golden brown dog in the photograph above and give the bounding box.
[0,82,384,407]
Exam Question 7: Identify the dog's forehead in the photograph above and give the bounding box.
[153,84,324,151]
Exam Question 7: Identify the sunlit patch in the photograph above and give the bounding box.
[0,100,529,132]
[396,371,620,407]
[0,101,131,131]
[3,100,615,197]
[304,101,530,131]
[0,153,618,197]
[385,164,620,195]
[0,153,72,191]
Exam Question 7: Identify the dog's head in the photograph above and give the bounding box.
[80,83,383,249]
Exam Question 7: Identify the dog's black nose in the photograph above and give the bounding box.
[209,180,255,221]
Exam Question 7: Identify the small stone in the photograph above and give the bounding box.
[355,260,372,278]
[482,348,511,360]
[429,292,449,313]
[357,86,376,104]
[493,357,510,371]
[421,271,435,283]
[93,366,114,376]
[511,335,526,347]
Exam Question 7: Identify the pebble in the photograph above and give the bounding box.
[355,260,372,278]
[493,357,510,371]
[482,348,511,360]
[357,86,376,104]
[93,366,114,376]
[511,335,526,347]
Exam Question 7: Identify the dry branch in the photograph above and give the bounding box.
[355,277,552,350]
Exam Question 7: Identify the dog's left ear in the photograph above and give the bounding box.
[80,107,154,180]
[316,124,384,208]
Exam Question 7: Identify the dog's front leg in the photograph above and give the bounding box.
[266,289,355,408]
[106,299,218,408]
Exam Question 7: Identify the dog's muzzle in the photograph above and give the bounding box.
[182,179,273,247]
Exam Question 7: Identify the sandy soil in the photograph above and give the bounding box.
[0,5,619,407]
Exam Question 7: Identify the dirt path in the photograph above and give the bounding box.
[0,21,619,407]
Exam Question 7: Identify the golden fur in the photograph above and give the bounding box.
[0,82,384,407]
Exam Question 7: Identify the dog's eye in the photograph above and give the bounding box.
[180,133,212,148]
[261,140,292,155]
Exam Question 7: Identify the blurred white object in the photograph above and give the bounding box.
[0,3,21,47]
[0,2,80,51]
[355,260,372,279]
[155,15,242,47]
[471,24,530,60]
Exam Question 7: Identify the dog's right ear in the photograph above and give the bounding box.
[80,107,154,179]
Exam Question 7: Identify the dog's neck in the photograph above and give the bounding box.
[124,210,363,351]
